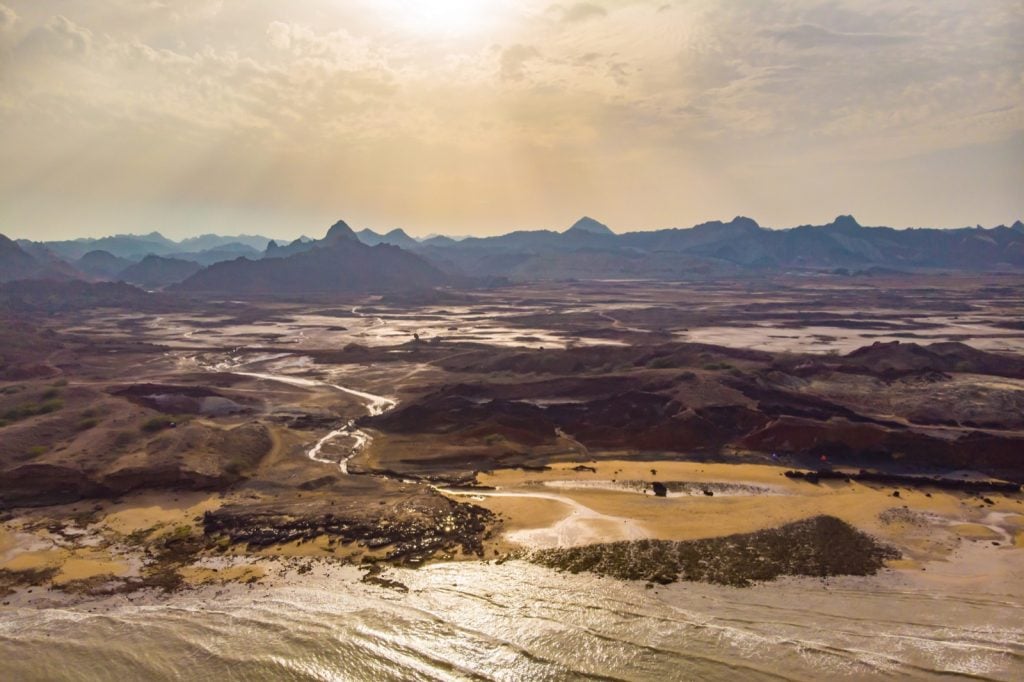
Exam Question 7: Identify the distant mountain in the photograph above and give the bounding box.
[27,232,272,262]
[0,234,80,282]
[414,215,1024,280]
[35,232,178,260]
[264,236,316,259]
[13,241,83,280]
[9,214,1024,287]
[175,220,448,295]
[1,234,47,282]
[119,255,203,289]
[419,235,461,248]
[169,243,261,266]
[177,234,271,252]
[76,250,135,280]
[564,217,615,236]
[357,228,419,250]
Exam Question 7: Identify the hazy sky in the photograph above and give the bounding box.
[1,1,1021,240]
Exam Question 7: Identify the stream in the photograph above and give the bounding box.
[194,357,397,474]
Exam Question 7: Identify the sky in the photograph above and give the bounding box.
[0,1,1021,241]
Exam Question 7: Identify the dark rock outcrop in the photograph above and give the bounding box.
[204,492,495,565]
[532,516,900,587]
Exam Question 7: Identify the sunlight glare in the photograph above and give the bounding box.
[395,0,501,36]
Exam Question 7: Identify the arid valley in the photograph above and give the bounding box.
[3,0,1023,677]
[1,272,1023,677]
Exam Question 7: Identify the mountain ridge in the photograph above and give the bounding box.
[6,213,1023,288]
[174,221,448,295]
[411,214,1024,279]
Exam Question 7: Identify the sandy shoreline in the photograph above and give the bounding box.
[1,459,1021,611]
[3,554,1021,681]
[454,460,1022,565]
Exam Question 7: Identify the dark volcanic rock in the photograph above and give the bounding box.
[532,516,899,587]
[203,492,495,565]
[368,385,768,455]
[783,469,1021,494]
[743,417,1024,483]
[837,341,1024,380]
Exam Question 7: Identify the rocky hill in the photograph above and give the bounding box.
[0,234,80,282]
[119,255,203,289]
[75,250,135,280]
[175,220,448,295]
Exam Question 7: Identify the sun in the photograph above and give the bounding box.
[394,0,502,36]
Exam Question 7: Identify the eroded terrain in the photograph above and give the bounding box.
[1,274,1023,602]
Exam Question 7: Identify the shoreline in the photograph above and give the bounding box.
[2,459,1021,611]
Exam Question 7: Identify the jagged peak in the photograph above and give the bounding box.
[385,228,412,239]
[323,220,359,244]
[565,216,614,236]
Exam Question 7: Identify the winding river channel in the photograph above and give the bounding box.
[195,355,397,474]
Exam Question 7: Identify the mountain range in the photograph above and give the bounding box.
[3,234,266,286]
[405,215,1024,280]
[173,220,448,295]
[2,215,1023,290]
[29,232,271,261]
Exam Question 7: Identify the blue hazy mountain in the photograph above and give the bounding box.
[176,220,448,295]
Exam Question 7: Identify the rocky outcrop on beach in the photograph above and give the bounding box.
[203,491,496,565]
[531,516,900,587]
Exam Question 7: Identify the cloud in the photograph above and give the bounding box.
[46,15,93,54]
[761,23,912,49]
[260,21,385,73]
[18,15,94,59]
[0,0,1020,237]
[0,4,16,32]
[267,21,291,50]
[559,3,608,24]
[500,44,540,81]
